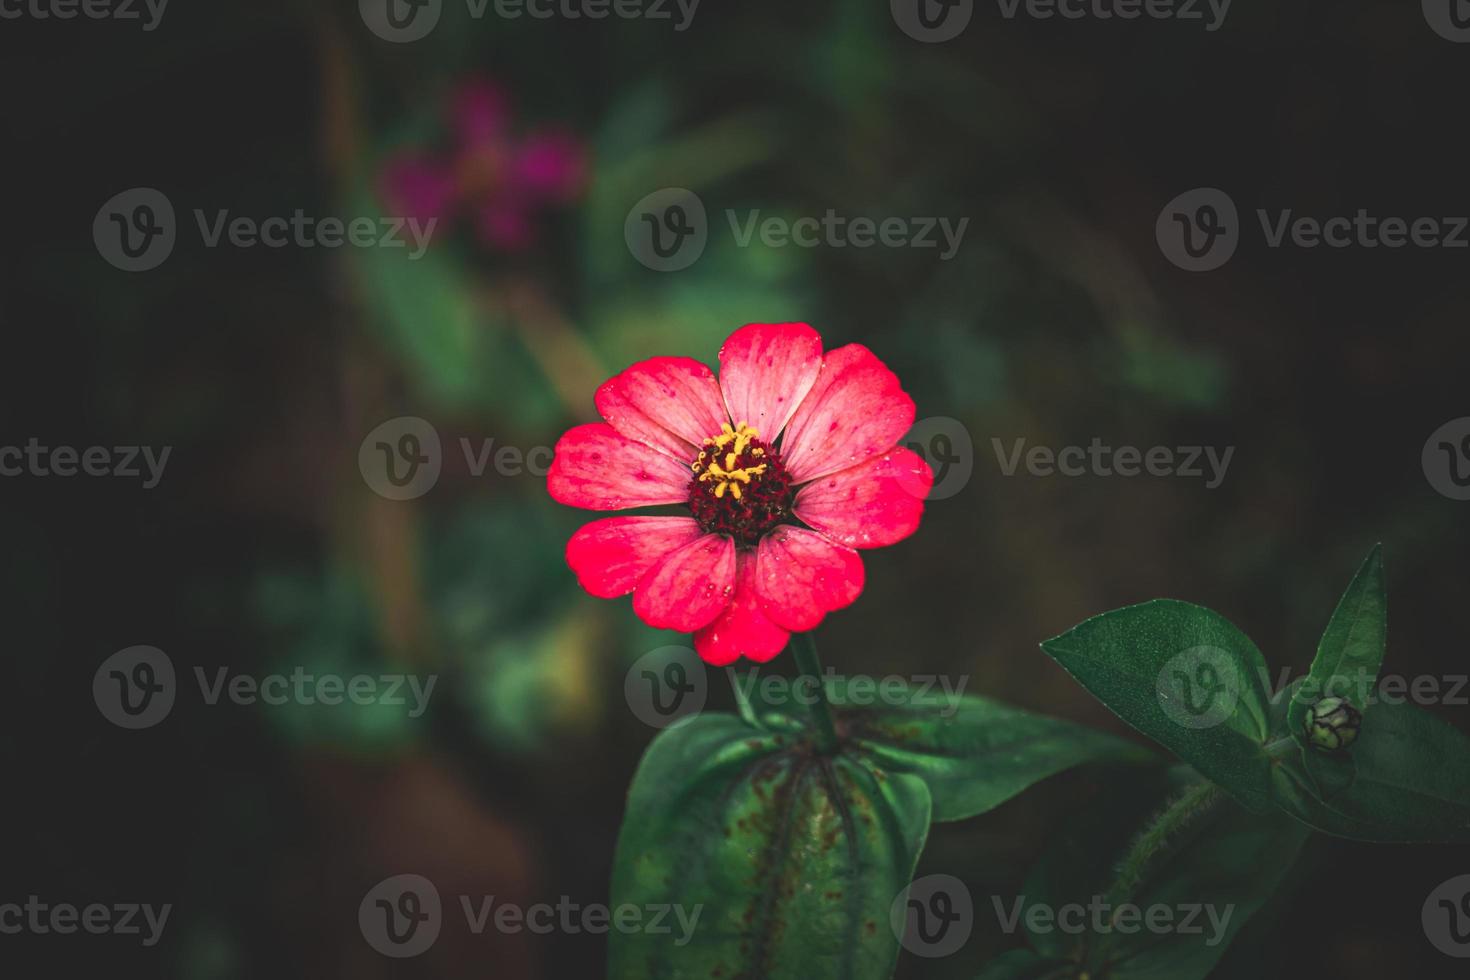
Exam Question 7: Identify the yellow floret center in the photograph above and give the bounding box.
[692,422,768,500]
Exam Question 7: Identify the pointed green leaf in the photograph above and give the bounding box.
[844,691,1153,822]
[1287,545,1386,739]
[609,714,932,980]
[1041,600,1274,811]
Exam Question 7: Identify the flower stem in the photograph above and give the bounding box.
[728,667,760,728]
[790,632,841,755]
[1101,781,1221,922]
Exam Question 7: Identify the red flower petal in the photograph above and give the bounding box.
[717,322,823,441]
[379,153,457,228]
[781,344,916,484]
[753,526,865,632]
[451,77,510,148]
[512,129,588,202]
[693,551,790,666]
[633,534,737,632]
[595,356,730,461]
[566,516,704,599]
[794,447,932,549]
[475,199,534,251]
[547,423,692,511]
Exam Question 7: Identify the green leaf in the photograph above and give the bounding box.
[843,690,1153,822]
[1041,600,1274,811]
[609,714,932,980]
[1287,544,1386,739]
[1270,699,1470,842]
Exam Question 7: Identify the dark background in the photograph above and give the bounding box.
[3,0,1469,976]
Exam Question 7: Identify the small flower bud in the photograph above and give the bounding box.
[1304,696,1362,752]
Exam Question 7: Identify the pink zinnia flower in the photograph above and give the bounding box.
[378,77,588,252]
[547,322,934,666]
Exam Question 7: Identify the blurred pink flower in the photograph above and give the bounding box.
[379,78,588,252]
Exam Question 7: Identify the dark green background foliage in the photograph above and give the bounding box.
[4,1,1469,977]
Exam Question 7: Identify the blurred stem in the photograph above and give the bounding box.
[790,633,840,755]
[498,278,607,418]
